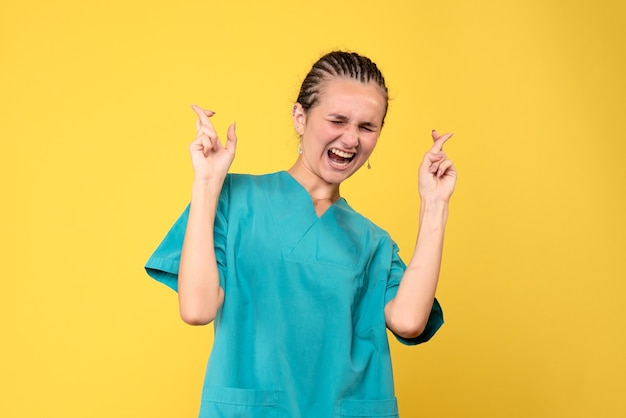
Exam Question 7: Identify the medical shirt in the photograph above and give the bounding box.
[145,171,443,417]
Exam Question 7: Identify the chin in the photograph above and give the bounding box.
[323,169,356,185]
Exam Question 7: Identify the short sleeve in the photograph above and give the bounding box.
[385,241,444,346]
[144,176,231,292]
[144,205,190,292]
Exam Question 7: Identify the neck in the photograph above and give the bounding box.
[287,160,341,203]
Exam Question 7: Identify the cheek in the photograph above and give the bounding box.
[360,135,379,153]
[308,124,338,144]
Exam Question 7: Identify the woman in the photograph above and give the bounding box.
[146,51,456,417]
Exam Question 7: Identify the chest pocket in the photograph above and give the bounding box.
[339,398,399,417]
[200,387,285,418]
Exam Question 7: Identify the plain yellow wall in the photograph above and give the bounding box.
[2,1,625,417]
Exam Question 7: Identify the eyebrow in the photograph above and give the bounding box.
[328,113,379,129]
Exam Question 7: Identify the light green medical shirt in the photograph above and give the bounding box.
[146,171,443,417]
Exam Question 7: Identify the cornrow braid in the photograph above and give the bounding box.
[296,51,389,124]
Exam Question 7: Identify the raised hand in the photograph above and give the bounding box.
[417,130,457,203]
[189,104,237,183]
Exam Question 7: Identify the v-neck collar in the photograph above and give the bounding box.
[280,170,346,220]
[261,171,360,267]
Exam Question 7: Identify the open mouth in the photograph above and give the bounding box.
[328,148,355,167]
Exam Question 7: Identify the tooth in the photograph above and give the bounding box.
[331,149,354,158]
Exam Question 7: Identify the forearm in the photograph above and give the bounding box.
[178,180,225,325]
[385,199,448,338]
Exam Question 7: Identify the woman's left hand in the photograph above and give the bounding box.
[418,130,457,203]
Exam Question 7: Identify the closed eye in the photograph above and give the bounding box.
[328,114,349,125]
[327,115,379,132]
[361,123,381,132]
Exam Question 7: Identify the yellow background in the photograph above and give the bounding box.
[2,0,625,417]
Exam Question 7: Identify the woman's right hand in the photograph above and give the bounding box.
[189,104,237,184]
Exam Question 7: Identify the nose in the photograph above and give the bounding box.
[341,124,359,148]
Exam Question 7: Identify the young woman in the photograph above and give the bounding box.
[146,51,456,417]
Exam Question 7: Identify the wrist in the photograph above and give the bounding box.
[420,198,449,211]
[191,178,224,199]
[419,199,449,226]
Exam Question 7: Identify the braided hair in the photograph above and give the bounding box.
[296,51,389,125]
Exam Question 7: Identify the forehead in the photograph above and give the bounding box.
[315,77,387,116]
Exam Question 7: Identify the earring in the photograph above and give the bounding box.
[367,159,371,169]
[298,142,302,155]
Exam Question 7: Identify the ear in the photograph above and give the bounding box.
[292,102,306,136]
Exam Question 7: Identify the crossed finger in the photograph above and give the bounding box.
[192,104,221,152]
[192,104,215,127]
[430,129,454,153]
